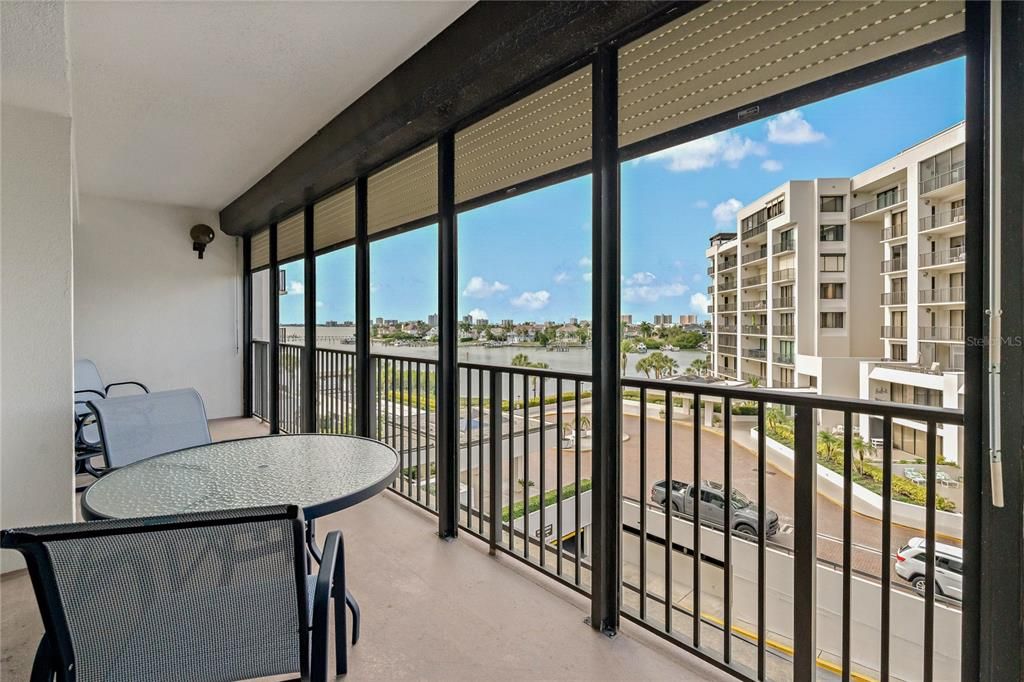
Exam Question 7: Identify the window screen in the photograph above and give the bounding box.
[250,229,270,270]
[276,211,305,263]
[368,144,437,235]
[618,0,965,148]
[455,66,592,204]
[314,186,356,251]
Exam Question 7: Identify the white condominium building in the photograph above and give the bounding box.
[855,123,965,463]
[707,122,966,462]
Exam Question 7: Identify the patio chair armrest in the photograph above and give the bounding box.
[75,389,105,401]
[311,530,343,682]
[104,380,149,395]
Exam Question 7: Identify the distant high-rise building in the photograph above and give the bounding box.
[462,314,473,324]
[568,317,579,325]
[501,319,514,329]
[374,317,384,326]
[653,314,673,326]
[428,313,439,326]
[621,314,633,325]
[678,314,697,325]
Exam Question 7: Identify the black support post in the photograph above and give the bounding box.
[436,131,458,539]
[303,204,316,433]
[792,403,817,682]
[589,44,621,637]
[242,236,253,417]
[268,223,280,434]
[355,177,372,438]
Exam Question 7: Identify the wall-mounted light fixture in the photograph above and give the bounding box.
[190,224,215,259]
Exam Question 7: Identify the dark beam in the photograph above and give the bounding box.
[242,236,252,416]
[302,204,316,433]
[268,223,280,434]
[436,132,458,539]
[219,1,676,236]
[355,177,372,437]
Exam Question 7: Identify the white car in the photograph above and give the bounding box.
[895,537,963,601]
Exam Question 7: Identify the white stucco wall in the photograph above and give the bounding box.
[73,195,243,418]
[1,104,77,572]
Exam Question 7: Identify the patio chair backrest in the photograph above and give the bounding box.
[0,506,309,682]
[74,359,106,398]
[89,388,212,468]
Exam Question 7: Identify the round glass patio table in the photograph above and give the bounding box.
[82,434,399,521]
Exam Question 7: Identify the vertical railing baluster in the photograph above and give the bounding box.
[508,374,515,553]
[881,415,893,682]
[465,367,472,526]
[489,370,502,555]
[757,401,766,681]
[664,388,673,634]
[539,374,547,568]
[723,395,732,664]
[842,410,853,681]
[639,386,648,621]
[924,420,937,682]
[523,372,530,560]
[478,368,485,534]
[416,362,423,503]
[556,377,564,579]
[692,392,702,647]
[793,402,817,682]
[574,382,582,585]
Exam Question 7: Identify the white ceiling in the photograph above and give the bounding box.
[65,1,473,210]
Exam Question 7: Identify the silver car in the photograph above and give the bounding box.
[894,537,963,601]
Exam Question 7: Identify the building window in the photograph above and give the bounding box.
[741,196,785,233]
[820,312,845,328]
[820,254,846,272]
[876,186,900,209]
[819,224,844,242]
[820,283,845,299]
[820,195,844,212]
[891,343,907,361]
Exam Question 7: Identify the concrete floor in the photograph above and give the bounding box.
[3,418,735,681]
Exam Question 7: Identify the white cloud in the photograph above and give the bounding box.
[622,273,688,303]
[511,290,551,310]
[761,159,783,172]
[691,273,703,283]
[640,131,765,172]
[766,110,825,144]
[288,281,304,295]
[467,308,489,322]
[626,271,656,285]
[463,276,508,298]
[712,198,744,227]
[553,271,571,284]
[689,292,710,313]
[693,199,710,209]
[582,272,593,282]
[578,256,592,268]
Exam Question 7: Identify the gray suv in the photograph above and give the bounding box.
[895,537,963,601]
[650,479,780,537]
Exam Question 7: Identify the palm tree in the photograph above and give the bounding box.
[852,435,874,474]
[651,352,678,378]
[579,414,592,435]
[620,339,637,375]
[818,431,842,463]
[528,360,548,398]
[635,355,655,378]
[688,357,708,376]
[639,321,653,338]
[748,376,761,388]
[511,353,531,367]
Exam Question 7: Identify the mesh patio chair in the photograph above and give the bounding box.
[74,359,149,479]
[87,388,212,469]
[1,505,352,681]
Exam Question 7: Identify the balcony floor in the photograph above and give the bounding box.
[4,425,733,681]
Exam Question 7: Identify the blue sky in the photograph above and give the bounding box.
[279,58,966,325]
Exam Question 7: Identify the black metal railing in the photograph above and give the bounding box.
[851,187,907,219]
[279,342,304,434]
[373,353,439,514]
[617,377,963,682]
[316,348,356,435]
[252,340,270,421]
[919,163,966,195]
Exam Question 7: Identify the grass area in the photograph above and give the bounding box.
[621,390,758,415]
[502,479,592,522]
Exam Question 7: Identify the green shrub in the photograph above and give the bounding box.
[501,479,592,522]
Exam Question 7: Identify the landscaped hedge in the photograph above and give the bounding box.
[501,479,592,522]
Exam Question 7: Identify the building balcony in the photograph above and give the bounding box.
[920,326,966,342]
[772,240,794,255]
[741,273,768,287]
[881,291,908,306]
[741,371,767,383]
[742,246,768,264]
[741,300,768,311]
[881,325,908,339]
[719,345,738,355]
[919,247,966,269]
[772,268,796,283]
[850,188,907,220]
[919,287,965,304]
[718,258,738,271]
[741,221,767,241]
[773,352,794,365]
[718,278,737,290]
[707,304,714,314]
[774,325,795,337]
[881,258,908,274]
[718,324,738,333]
[920,163,966,196]
[716,366,738,379]
[707,285,715,294]
[707,265,715,275]
[717,334,737,347]
[773,297,794,309]
[742,348,767,360]
[742,324,767,335]
[919,205,966,234]
[880,223,908,241]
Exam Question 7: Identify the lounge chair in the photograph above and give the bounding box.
[74,359,149,477]
[87,388,211,469]
[1,505,351,681]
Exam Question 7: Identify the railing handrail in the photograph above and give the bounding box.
[919,204,966,230]
[850,187,907,218]
[457,360,591,382]
[619,375,963,424]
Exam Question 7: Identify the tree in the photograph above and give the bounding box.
[818,431,842,464]
[688,357,708,375]
[579,414,592,433]
[620,339,637,376]
[511,353,531,367]
[639,321,653,338]
[747,376,761,388]
[635,355,655,378]
[852,435,874,474]
[652,352,679,378]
